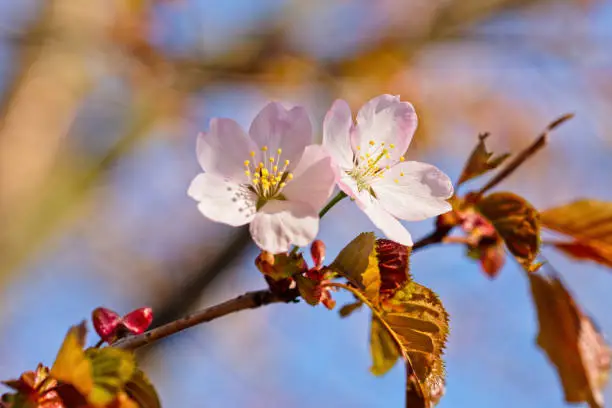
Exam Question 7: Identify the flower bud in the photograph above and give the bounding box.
[310,240,326,268]
[122,307,154,335]
[92,307,122,343]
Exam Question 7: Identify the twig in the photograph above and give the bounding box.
[477,113,574,196]
[114,289,296,351]
[412,225,454,252]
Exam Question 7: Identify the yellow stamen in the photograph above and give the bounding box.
[244,160,250,166]
[261,146,268,152]
[394,179,399,183]
[250,151,256,157]
[287,173,294,180]
[277,148,282,154]
[400,172,404,177]
[269,157,275,163]
[389,143,395,149]
[245,171,250,176]
[369,140,375,146]
[399,156,405,162]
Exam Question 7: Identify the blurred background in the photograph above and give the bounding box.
[0,0,611,407]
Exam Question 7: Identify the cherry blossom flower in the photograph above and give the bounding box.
[188,102,338,254]
[323,94,453,245]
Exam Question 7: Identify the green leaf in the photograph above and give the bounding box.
[370,316,400,376]
[540,200,612,268]
[457,133,510,186]
[85,348,136,406]
[50,322,93,397]
[338,301,363,318]
[476,192,540,268]
[124,369,161,408]
[368,282,449,405]
[530,273,611,408]
[330,232,381,304]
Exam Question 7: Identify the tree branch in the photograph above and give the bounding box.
[477,113,574,196]
[114,289,297,351]
[412,225,454,252]
[114,224,453,351]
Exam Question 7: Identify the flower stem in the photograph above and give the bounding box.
[319,191,347,219]
[113,289,296,351]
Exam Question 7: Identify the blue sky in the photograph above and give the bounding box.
[1,1,612,407]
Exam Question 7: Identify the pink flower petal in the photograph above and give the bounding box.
[373,161,453,221]
[361,201,413,246]
[352,94,417,166]
[250,200,319,253]
[323,99,354,169]
[197,118,257,183]
[188,173,257,226]
[248,102,312,169]
[282,145,338,210]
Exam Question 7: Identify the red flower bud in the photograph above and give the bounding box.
[92,306,153,344]
[310,240,326,268]
[122,307,153,335]
[92,308,121,342]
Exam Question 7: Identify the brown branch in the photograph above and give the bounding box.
[412,225,455,252]
[114,289,297,351]
[477,113,574,196]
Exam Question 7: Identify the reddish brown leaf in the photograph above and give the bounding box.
[530,273,611,408]
[476,192,540,269]
[376,239,411,298]
[457,133,510,186]
[553,242,612,268]
[541,200,612,268]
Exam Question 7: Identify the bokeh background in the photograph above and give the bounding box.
[1,0,612,407]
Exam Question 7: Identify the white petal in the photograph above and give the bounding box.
[373,161,453,221]
[353,94,417,166]
[249,200,319,253]
[323,99,354,169]
[249,102,312,168]
[337,174,372,208]
[361,201,413,246]
[282,145,338,210]
[187,173,257,227]
[197,118,257,182]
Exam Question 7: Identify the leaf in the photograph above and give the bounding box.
[294,275,320,306]
[553,242,612,268]
[338,301,363,318]
[376,239,412,297]
[330,232,381,304]
[124,370,161,408]
[370,316,401,375]
[530,273,611,408]
[457,133,510,186]
[476,192,540,268]
[540,200,612,268]
[50,322,94,397]
[368,282,449,405]
[85,348,136,406]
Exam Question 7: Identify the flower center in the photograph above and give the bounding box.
[244,146,293,207]
[346,139,405,192]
